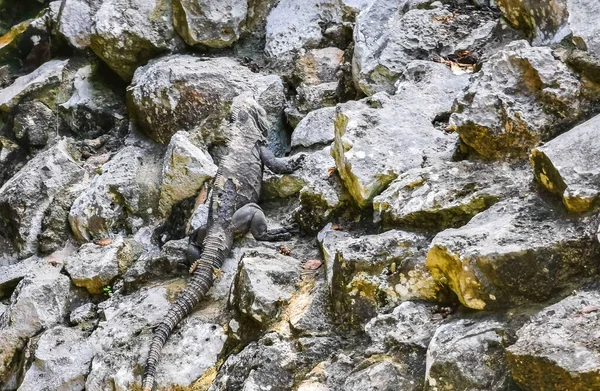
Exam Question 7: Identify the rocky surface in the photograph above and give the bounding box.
[2,0,600,389]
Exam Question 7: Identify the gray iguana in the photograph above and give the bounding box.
[142,91,304,391]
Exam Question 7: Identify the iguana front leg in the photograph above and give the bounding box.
[259,146,305,174]
[187,224,206,273]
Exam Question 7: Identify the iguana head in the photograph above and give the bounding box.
[230,91,269,138]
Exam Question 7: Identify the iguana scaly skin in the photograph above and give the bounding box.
[142,92,303,391]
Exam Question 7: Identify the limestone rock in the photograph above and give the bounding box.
[172,0,248,48]
[531,113,600,213]
[0,256,43,299]
[0,139,84,258]
[450,40,584,160]
[0,137,26,189]
[322,229,447,326]
[288,278,334,336]
[159,131,217,216]
[294,48,345,113]
[373,161,528,231]
[57,0,101,49]
[427,196,600,310]
[425,318,514,391]
[89,0,183,80]
[291,106,336,148]
[65,236,136,295]
[233,249,302,324]
[18,326,93,391]
[506,288,600,390]
[333,61,468,207]
[253,74,288,156]
[344,359,421,391]
[0,328,27,389]
[69,302,97,325]
[12,100,53,147]
[59,64,127,138]
[568,0,600,58]
[127,55,261,144]
[353,0,497,95]
[265,0,344,65]
[68,144,162,241]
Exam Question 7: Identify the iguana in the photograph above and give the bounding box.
[142,91,304,391]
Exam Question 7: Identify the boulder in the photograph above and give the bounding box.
[89,0,183,80]
[158,131,217,216]
[0,137,26,189]
[344,359,421,391]
[506,288,600,390]
[252,74,288,156]
[450,40,584,160]
[12,100,53,147]
[425,317,514,391]
[264,0,344,65]
[322,229,448,326]
[18,326,93,391]
[352,0,497,95]
[0,256,43,299]
[232,249,302,324]
[172,0,248,48]
[0,139,84,258]
[373,161,528,231]
[127,55,262,144]
[333,60,468,207]
[0,328,27,389]
[56,0,100,49]
[427,196,600,310]
[68,144,162,242]
[59,63,127,138]
[291,106,336,148]
[531,113,600,213]
[288,278,334,336]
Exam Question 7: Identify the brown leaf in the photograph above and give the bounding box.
[280,246,292,256]
[304,259,323,270]
[331,225,342,230]
[327,167,336,177]
[94,238,112,246]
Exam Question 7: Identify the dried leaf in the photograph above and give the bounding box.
[327,167,336,177]
[280,246,292,256]
[304,259,323,270]
[331,225,342,230]
[94,238,112,246]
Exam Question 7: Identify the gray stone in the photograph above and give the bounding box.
[0,328,27,389]
[294,47,344,86]
[18,326,93,391]
[57,0,101,49]
[322,229,447,326]
[291,106,336,148]
[127,55,262,144]
[69,302,97,325]
[288,278,334,336]
[568,0,600,58]
[531,113,600,213]
[68,145,162,241]
[89,0,183,80]
[333,61,468,207]
[233,249,302,324]
[344,359,421,391]
[506,288,600,390]
[425,318,513,391]
[253,75,289,156]
[12,101,53,147]
[353,0,497,95]
[265,0,344,64]
[297,82,339,113]
[450,40,584,160]
[373,161,528,231]
[0,139,84,258]
[172,0,248,48]
[158,131,217,216]
[427,196,600,310]
[59,64,127,138]
[0,256,44,299]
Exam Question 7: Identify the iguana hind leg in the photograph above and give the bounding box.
[232,203,296,241]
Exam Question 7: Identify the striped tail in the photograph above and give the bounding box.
[142,232,230,391]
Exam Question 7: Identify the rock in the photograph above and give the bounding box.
[69,302,97,325]
[210,332,341,391]
[253,75,288,156]
[333,61,468,207]
[68,144,162,242]
[65,236,136,295]
[291,106,336,148]
[294,48,345,113]
[159,131,217,216]
[425,317,514,391]
[450,40,584,160]
[18,326,93,391]
[322,229,447,326]
[0,137,26,189]
[0,328,27,389]
[172,0,248,48]
[373,161,528,231]
[0,139,84,258]
[567,0,600,58]
[127,55,262,144]
[233,249,302,324]
[427,196,600,310]
[57,0,100,49]
[85,284,226,390]
[262,146,348,232]
[59,64,127,138]
[288,278,334,336]
[12,100,53,147]
[265,0,344,65]
[89,0,183,80]
[0,59,68,112]
[297,82,339,113]
[506,288,600,390]
[0,256,43,299]
[2,265,70,337]
[344,359,420,391]
[352,0,497,95]
[531,113,600,213]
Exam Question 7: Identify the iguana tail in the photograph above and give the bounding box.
[141,233,228,391]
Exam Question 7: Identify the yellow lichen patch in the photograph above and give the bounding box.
[163,279,188,302]
[188,366,218,391]
[563,194,594,213]
[0,19,31,49]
